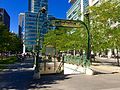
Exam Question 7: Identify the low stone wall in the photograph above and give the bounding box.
[64,63,94,75]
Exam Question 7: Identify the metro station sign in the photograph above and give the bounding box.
[51,19,81,28]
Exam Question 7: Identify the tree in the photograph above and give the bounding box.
[0,24,22,60]
[89,0,120,52]
[8,32,22,53]
[89,0,120,65]
[0,24,9,53]
[43,26,87,54]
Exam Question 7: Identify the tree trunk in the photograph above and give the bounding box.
[116,48,119,66]
[1,52,4,60]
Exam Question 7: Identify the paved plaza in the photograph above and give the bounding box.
[0,57,120,90]
[0,71,120,90]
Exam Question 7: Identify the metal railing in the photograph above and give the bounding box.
[64,55,90,67]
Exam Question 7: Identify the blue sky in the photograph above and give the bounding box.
[0,0,71,33]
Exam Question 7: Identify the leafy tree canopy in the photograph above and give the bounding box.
[89,0,120,52]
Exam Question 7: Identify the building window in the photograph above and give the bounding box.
[68,15,72,19]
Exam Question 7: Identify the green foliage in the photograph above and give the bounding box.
[43,26,88,52]
[89,0,120,51]
[0,56,17,70]
[8,33,22,52]
[0,24,9,52]
[0,65,5,70]
[0,56,17,64]
[0,24,22,54]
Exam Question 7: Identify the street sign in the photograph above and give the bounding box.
[51,19,81,28]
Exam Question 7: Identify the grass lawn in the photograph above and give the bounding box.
[0,56,17,64]
[0,65,5,70]
[0,56,17,70]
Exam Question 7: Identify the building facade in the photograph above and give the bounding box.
[24,12,48,52]
[89,0,101,6]
[19,0,48,53]
[28,0,48,13]
[67,0,89,21]
[18,13,25,39]
[0,8,10,30]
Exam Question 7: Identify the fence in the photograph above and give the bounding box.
[64,55,90,67]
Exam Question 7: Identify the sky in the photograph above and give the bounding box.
[0,0,71,33]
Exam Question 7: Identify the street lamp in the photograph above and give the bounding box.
[78,13,90,66]
[33,6,46,79]
[84,13,90,61]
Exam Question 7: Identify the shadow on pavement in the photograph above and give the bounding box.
[0,70,71,90]
[27,74,71,89]
[0,70,33,90]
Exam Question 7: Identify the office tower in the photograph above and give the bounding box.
[28,0,48,13]
[18,13,25,39]
[19,0,48,53]
[28,0,32,12]
[0,8,10,30]
[67,0,89,21]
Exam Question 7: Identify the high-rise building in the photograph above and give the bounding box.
[28,0,48,13]
[24,12,38,52]
[18,13,25,39]
[19,0,48,53]
[67,0,89,21]
[28,0,32,12]
[0,8,10,30]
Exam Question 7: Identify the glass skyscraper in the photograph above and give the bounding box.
[18,13,25,39]
[67,0,89,21]
[19,0,48,53]
[28,0,48,13]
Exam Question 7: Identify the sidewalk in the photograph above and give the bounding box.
[91,57,120,74]
[64,57,120,75]
[1,57,120,90]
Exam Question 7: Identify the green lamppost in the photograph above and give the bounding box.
[77,13,90,66]
[84,13,90,61]
[33,6,46,79]
[78,13,91,65]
